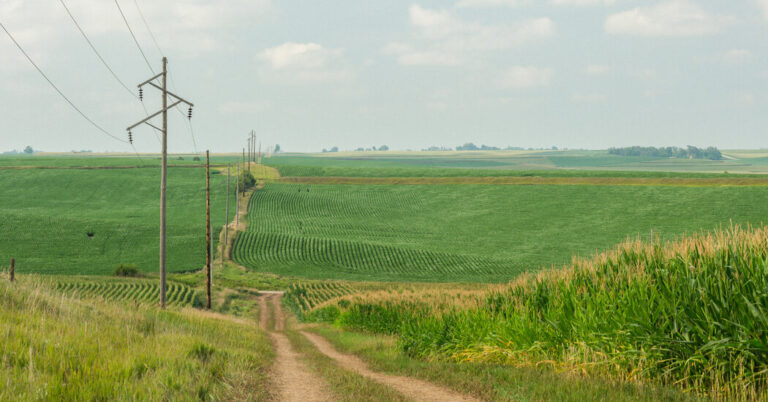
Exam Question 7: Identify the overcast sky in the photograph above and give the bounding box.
[1,0,767,153]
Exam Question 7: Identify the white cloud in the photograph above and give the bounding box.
[386,4,554,66]
[260,43,341,70]
[458,0,615,7]
[501,66,553,88]
[571,92,606,103]
[756,0,768,20]
[456,0,530,8]
[0,0,273,56]
[585,64,612,74]
[733,91,756,105]
[605,1,732,37]
[258,42,352,84]
[553,0,616,5]
[217,101,271,115]
[723,49,753,64]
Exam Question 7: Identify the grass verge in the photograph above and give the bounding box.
[306,326,689,401]
[0,276,274,400]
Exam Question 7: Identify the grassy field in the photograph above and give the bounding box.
[0,165,236,275]
[267,150,768,177]
[232,182,768,282]
[0,276,273,400]
[290,225,768,399]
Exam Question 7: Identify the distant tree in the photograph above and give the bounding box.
[355,147,365,152]
[480,144,500,151]
[379,145,389,151]
[330,146,339,152]
[322,148,328,153]
[23,146,34,154]
[372,146,377,151]
[608,146,721,160]
[456,143,479,151]
[274,144,281,153]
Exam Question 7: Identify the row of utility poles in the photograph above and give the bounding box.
[8,58,260,311]
[127,57,259,310]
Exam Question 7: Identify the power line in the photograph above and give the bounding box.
[130,0,200,155]
[60,0,134,96]
[114,0,155,74]
[133,0,163,57]
[59,0,160,144]
[0,18,128,144]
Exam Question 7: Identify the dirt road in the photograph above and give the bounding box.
[258,291,480,402]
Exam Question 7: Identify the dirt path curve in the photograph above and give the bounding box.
[258,292,333,402]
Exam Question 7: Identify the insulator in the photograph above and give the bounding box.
[128,131,133,144]
[187,106,193,119]
[139,88,143,101]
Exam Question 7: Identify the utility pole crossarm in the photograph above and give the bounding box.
[126,99,183,132]
[137,72,164,88]
[125,57,194,309]
[147,82,194,107]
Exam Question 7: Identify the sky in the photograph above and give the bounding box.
[1,0,767,153]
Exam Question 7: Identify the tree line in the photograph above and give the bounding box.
[608,146,722,160]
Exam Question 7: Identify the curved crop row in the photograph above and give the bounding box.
[285,281,354,314]
[234,231,508,277]
[52,278,194,307]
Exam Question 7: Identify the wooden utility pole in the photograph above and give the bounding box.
[127,57,194,309]
[235,164,240,227]
[258,142,262,164]
[205,150,211,309]
[223,163,230,264]
[9,258,14,282]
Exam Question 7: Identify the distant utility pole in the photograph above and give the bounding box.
[223,163,230,264]
[205,150,211,309]
[127,57,194,309]
[252,131,256,163]
[235,164,240,227]
[241,148,246,196]
[258,142,262,164]
[9,258,14,282]
[247,135,252,174]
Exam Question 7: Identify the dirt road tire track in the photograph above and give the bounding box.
[258,292,333,402]
[300,331,480,402]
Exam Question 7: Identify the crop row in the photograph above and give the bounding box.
[233,231,507,276]
[53,279,195,307]
[285,281,355,313]
[246,184,423,237]
[298,225,768,399]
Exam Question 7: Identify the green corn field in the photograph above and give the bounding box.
[296,225,768,399]
[51,277,197,307]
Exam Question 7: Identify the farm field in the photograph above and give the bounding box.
[0,163,237,275]
[232,181,768,282]
[268,150,768,177]
[289,225,768,399]
[3,152,768,399]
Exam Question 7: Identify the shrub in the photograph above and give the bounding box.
[114,264,141,277]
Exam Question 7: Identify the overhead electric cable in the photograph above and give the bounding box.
[59,0,133,96]
[0,18,128,144]
[114,0,155,74]
[59,0,160,144]
[131,0,200,155]
[133,0,163,57]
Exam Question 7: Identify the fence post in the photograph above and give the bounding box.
[9,258,14,282]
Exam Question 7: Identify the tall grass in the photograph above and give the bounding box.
[0,275,273,400]
[308,225,768,398]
